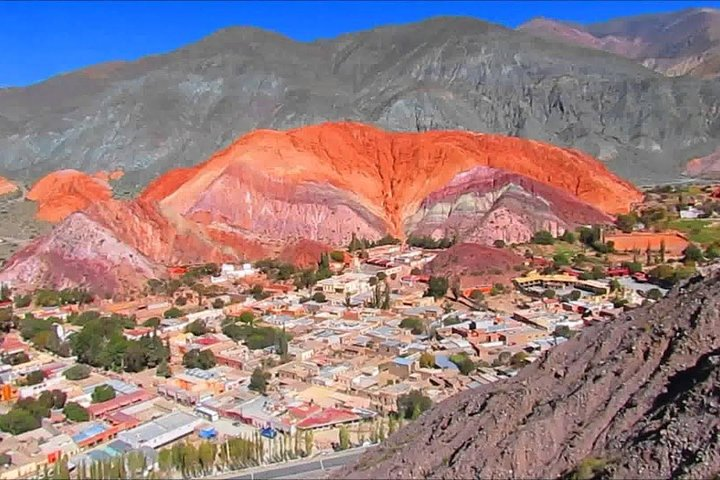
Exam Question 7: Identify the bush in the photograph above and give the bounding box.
[426,276,449,300]
[91,385,116,404]
[542,289,556,299]
[568,290,582,301]
[622,261,643,274]
[399,317,425,335]
[493,239,506,248]
[684,244,705,263]
[312,292,327,303]
[559,231,576,243]
[63,364,91,381]
[532,230,555,245]
[449,353,475,375]
[212,298,225,309]
[510,351,529,368]
[419,352,435,368]
[397,390,433,420]
[174,296,187,306]
[143,317,161,328]
[24,370,44,386]
[249,367,270,394]
[185,320,208,337]
[14,294,32,308]
[330,251,345,263]
[163,307,183,319]
[4,351,29,366]
[63,402,89,423]
[553,325,574,339]
[645,288,663,301]
[183,349,216,370]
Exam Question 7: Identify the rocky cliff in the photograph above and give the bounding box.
[344,268,720,479]
[3,15,720,185]
[0,122,639,293]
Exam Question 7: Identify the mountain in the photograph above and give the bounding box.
[2,16,720,185]
[0,122,639,294]
[344,267,720,479]
[25,170,113,222]
[0,177,17,196]
[519,8,720,78]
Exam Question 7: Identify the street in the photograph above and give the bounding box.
[211,446,369,480]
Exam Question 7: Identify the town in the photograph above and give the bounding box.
[0,182,716,479]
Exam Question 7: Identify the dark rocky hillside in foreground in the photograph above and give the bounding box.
[344,265,720,479]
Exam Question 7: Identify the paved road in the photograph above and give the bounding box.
[214,447,367,480]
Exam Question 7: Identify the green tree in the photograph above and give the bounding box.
[24,370,44,386]
[63,364,91,380]
[542,289,556,299]
[338,426,350,450]
[399,316,425,335]
[532,230,555,245]
[645,288,664,301]
[212,298,225,309]
[609,279,621,292]
[493,239,506,248]
[63,402,89,422]
[157,359,172,378]
[449,353,476,375]
[13,294,32,308]
[684,243,705,263]
[249,367,270,394]
[183,349,216,370]
[615,213,637,233]
[185,319,208,336]
[510,351,529,368]
[163,307,183,319]
[568,290,582,301]
[304,430,314,457]
[426,276,449,299]
[560,230,576,243]
[143,317,161,328]
[397,390,433,420]
[419,351,435,368]
[91,385,116,403]
[311,292,327,303]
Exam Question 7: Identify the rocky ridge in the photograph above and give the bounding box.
[344,268,720,479]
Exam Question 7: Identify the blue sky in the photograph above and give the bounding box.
[2,1,719,87]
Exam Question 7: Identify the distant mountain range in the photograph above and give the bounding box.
[3,12,720,186]
[519,8,720,78]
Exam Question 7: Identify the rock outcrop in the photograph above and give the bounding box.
[344,269,720,479]
[0,122,640,292]
[26,169,112,222]
[2,15,720,185]
[0,176,17,196]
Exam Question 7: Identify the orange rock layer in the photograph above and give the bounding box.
[27,170,113,222]
[0,176,17,196]
[151,122,641,239]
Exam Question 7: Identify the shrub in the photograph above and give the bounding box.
[91,385,116,404]
[532,230,555,245]
[163,307,183,319]
[63,402,89,423]
[63,364,91,381]
[399,317,425,335]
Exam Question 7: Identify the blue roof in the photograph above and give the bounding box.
[72,423,108,443]
[392,356,414,366]
[434,355,459,370]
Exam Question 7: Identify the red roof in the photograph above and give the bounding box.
[87,390,152,417]
[296,407,360,429]
[0,334,28,354]
[288,403,322,420]
[195,336,221,346]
